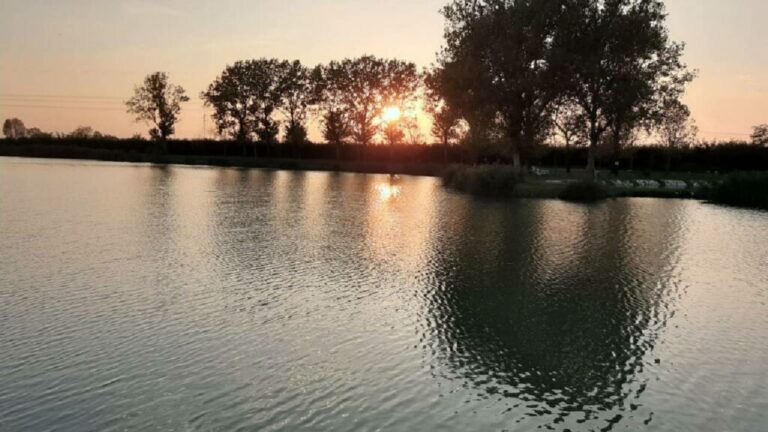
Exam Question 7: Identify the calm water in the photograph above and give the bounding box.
[1,157,767,432]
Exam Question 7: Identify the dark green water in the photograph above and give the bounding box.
[1,157,767,431]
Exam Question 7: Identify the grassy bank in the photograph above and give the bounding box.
[705,174,768,210]
[441,165,734,203]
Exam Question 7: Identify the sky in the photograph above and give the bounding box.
[0,0,766,142]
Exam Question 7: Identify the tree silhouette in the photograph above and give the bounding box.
[440,0,565,174]
[752,124,768,146]
[278,60,315,146]
[383,120,405,146]
[551,99,588,173]
[424,68,464,158]
[313,66,351,159]
[657,99,697,171]
[317,56,419,146]
[126,72,189,142]
[3,118,26,139]
[202,59,284,151]
[554,0,694,177]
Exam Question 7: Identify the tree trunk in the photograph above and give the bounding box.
[512,148,522,178]
[586,144,596,180]
[587,113,598,180]
[611,133,621,176]
[565,140,571,174]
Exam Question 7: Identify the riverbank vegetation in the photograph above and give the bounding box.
[442,165,519,197]
[706,174,768,210]
[559,182,610,203]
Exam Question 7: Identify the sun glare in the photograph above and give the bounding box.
[376,183,401,201]
[382,106,402,123]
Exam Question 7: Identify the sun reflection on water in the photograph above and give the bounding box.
[376,183,401,201]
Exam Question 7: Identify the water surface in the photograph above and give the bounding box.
[1,157,767,431]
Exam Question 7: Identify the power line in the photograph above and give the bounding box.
[0,93,128,101]
[0,103,127,111]
[0,103,207,112]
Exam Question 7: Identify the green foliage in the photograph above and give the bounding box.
[559,181,609,203]
[442,165,519,197]
[708,174,768,210]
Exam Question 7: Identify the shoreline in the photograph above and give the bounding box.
[0,148,445,177]
[1,150,722,202]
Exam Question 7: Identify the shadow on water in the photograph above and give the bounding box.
[422,198,688,429]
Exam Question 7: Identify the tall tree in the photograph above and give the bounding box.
[554,0,695,177]
[202,59,285,151]
[424,68,464,160]
[277,60,315,146]
[2,118,26,139]
[657,99,697,171]
[313,66,351,160]
[440,0,565,174]
[551,99,588,173]
[317,56,419,146]
[126,72,189,141]
[383,120,406,145]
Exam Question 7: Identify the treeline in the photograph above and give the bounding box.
[3,0,767,176]
[2,135,767,173]
[94,0,706,174]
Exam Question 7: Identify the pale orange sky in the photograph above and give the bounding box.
[0,0,766,141]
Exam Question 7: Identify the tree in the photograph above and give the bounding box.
[317,56,419,146]
[424,68,463,160]
[383,120,406,145]
[26,127,52,139]
[554,0,695,178]
[752,124,768,146]
[440,0,565,175]
[65,126,116,140]
[657,100,698,171]
[67,126,96,139]
[403,116,425,146]
[3,118,26,139]
[202,59,285,152]
[126,72,189,142]
[278,60,315,146]
[551,99,588,173]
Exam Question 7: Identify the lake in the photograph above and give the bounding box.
[1,157,767,431]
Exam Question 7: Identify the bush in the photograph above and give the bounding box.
[442,165,518,197]
[707,174,768,210]
[559,181,609,203]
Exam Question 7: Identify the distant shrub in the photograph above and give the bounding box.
[559,181,609,203]
[442,165,518,197]
[708,174,768,210]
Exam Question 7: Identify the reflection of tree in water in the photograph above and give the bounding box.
[423,199,686,428]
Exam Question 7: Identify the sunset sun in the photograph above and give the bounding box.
[382,106,401,123]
